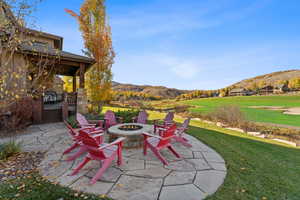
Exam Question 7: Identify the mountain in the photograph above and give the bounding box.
[112,70,300,99]
[112,81,190,99]
[230,70,300,89]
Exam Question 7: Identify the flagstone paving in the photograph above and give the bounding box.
[1,123,227,200]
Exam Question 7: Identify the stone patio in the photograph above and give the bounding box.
[1,123,227,200]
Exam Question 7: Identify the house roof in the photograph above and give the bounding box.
[230,88,247,93]
[26,28,64,50]
[1,0,95,71]
[259,85,274,90]
[20,43,94,64]
[274,84,287,88]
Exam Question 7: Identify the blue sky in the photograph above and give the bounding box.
[33,0,300,90]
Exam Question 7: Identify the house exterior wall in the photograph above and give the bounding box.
[0,51,28,98]
[27,35,55,48]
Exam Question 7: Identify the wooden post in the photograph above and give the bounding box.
[62,99,69,121]
[32,96,43,124]
[79,63,85,89]
[73,75,77,92]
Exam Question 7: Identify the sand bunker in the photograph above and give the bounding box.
[248,106,300,115]
[283,107,300,115]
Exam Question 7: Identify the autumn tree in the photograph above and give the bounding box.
[62,76,76,93]
[0,0,55,104]
[276,79,289,86]
[258,80,267,88]
[288,77,300,89]
[0,0,58,131]
[66,0,115,113]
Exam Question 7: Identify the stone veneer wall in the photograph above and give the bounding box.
[76,88,88,114]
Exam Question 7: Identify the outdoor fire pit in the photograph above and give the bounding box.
[108,123,153,148]
[118,124,143,131]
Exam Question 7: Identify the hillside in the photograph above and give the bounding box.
[112,70,300,99]
[112,81,190,99]
[230,70,300,89]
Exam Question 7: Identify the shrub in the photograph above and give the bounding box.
[249,124,300,142]
[209,105,246,128]
[0,141,21,160]
[66,115,78,128]
[0,97,33,132]
[66,109,141,128]
[174,105,190,113]
[115,109,140,123]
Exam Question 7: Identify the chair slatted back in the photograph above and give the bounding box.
[104,110,117,128]
[165,112,174,122]
[77,113,89,126]
[157,124,177,148]
[137,111,148,124]
[78,130,106,159]
[177,118,191,136]
[182,118,191,129]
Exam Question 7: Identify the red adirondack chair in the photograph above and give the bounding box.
[70,129,125,184]
[103,110,123,130]
[174,118,192,147]
[76,113,101,129]
[132,110,148,124]
[154,112,175,133]
[143,124,180,165]
[63,121,104,161]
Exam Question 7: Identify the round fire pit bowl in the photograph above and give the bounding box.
[108,123,153,149]
[118,124,143,131]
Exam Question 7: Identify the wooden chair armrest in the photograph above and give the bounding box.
[90,129,104,135]
[142,132,162,139]
[84,123,97,127]
[99,137,126,150]
[177,127,187,131]
[92,133,105,138]
[161,135,175,141]
[79,127,95,132]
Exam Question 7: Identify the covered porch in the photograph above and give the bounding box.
[21,44,95,123]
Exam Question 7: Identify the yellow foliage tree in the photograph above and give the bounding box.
[258,80,267,88]
[62,76,73,93]
[288,77,300,89]
[66,0,115,113]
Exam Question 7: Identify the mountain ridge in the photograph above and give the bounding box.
[112,70,300,99]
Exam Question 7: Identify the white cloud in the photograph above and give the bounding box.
[110,0,271,39]
[158,56,201,79]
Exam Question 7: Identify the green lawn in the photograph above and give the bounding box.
[183,95,300,127]
[188,120,300,200]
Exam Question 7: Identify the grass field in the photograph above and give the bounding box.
[183,95,300,127]
[188,120,300,199]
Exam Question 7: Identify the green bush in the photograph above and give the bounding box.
[66,110,141,128]
[0,141,21,160]
[115,110,140,123]
[66,115,78,128]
